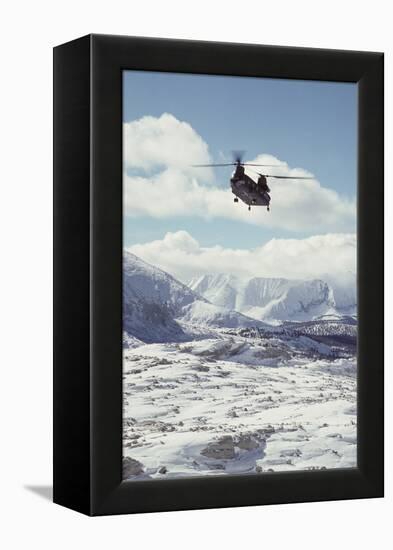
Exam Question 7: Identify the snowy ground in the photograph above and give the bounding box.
[123,331,357,480]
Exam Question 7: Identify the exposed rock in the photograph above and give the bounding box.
[123,457,144,478]
[237,435,260,451]
[280,448,302,458]
[193,365,210,372]
[201,436,235,460]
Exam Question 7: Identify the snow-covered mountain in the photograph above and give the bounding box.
[189,273,356,323]
[123,252,267,343]
[123,251,194,343]
[180,300,267,329]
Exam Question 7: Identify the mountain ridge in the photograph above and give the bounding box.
[123,251,269,343]
[189,273,356,323]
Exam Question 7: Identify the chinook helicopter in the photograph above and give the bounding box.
[193,152,314,211]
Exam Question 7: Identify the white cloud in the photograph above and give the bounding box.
[123,113,213,181]
[123,114,356,233]
[127,230,356,287]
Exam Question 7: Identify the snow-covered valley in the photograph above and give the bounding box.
[122,252,357,480]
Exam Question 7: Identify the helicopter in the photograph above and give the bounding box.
[193,152,314,211]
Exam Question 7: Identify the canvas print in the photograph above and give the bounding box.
[122,71,357,480]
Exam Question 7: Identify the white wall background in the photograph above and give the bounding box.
[0,1,390,548]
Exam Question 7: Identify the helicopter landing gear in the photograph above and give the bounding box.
[267,205,270,212]
[234,197,239,203]
[248,205,251,211]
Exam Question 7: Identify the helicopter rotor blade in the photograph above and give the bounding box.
[192,163,236,167]
[262,174,315,180]
[192,162,283,168]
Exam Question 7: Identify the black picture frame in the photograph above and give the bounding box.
[53,34,384,516]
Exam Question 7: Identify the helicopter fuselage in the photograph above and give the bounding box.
[193,154,313,211]
[230,164,270,208]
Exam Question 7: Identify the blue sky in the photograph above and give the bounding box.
[123,70,357,249]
